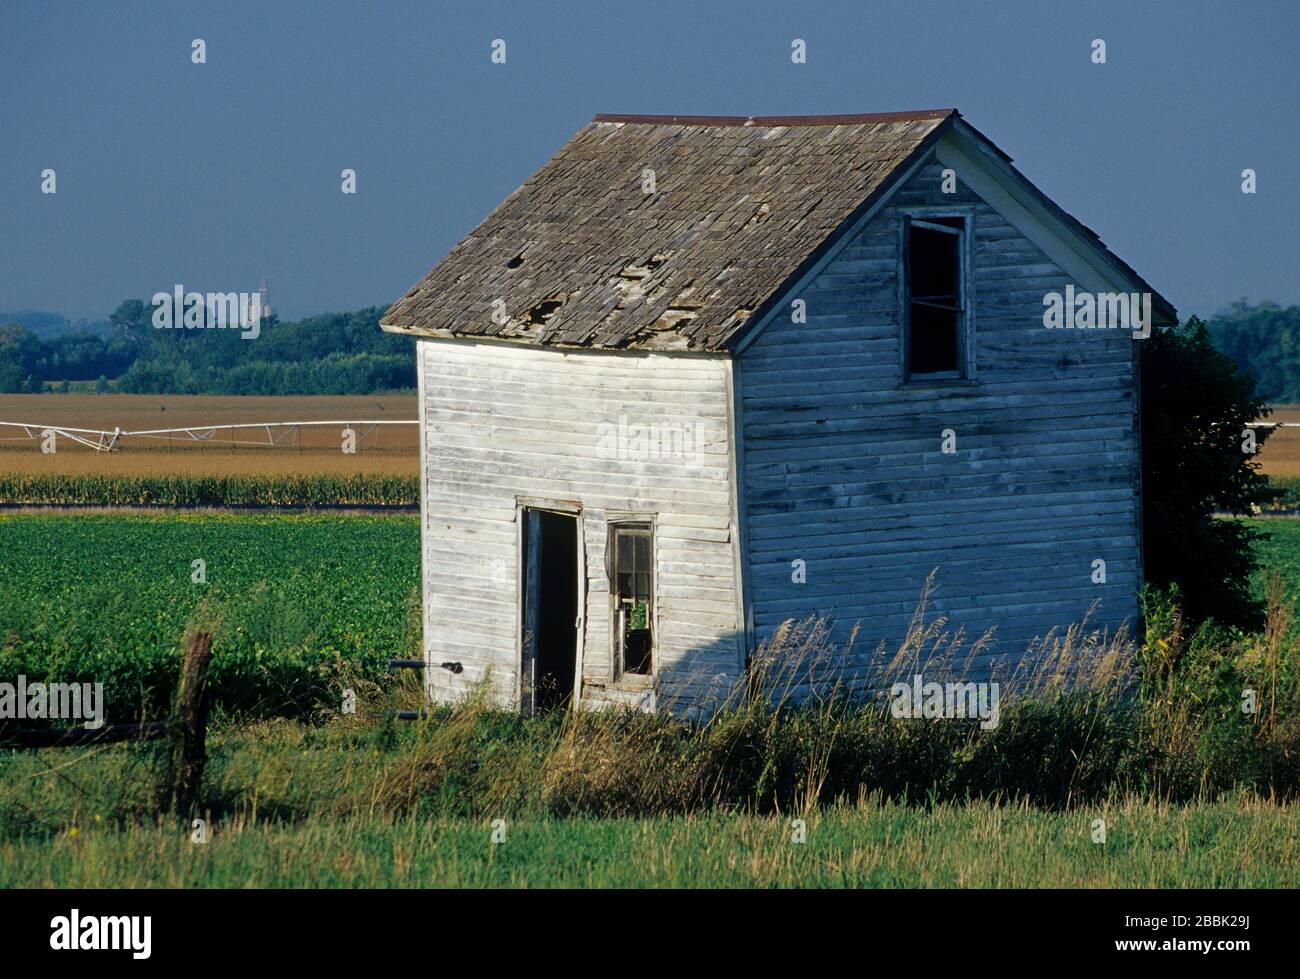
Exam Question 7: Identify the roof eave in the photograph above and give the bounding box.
[944,118,1178,324]
[379,320,731,356]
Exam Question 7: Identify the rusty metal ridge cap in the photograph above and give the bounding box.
[592,109,958,127]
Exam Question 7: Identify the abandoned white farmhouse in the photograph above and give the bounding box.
[381,109,1176,717]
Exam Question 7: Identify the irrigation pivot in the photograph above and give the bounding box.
[0,419,419,452]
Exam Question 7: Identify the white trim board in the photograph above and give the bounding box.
[937,122,1175,324]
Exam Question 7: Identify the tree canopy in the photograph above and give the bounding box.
[1140,316,1275,628]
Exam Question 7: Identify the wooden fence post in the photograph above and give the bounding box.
[166,631,213,816]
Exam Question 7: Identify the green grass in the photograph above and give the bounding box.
[1,800,1292,887]
[2,695,1295,886]
[0,513,420,719]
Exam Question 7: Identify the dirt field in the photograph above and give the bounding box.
[1259,405,1300,477]
[0,394,418,476]
[1,394,1295,479]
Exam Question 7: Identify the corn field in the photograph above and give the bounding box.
[0,473,419,506]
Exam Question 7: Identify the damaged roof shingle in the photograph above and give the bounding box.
[381,110,958,352]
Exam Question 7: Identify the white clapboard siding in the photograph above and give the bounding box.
[417,339,743,710]
[737,157,1142,684]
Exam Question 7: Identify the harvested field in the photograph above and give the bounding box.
[1258,404,1300,477]
[0,394,418,476]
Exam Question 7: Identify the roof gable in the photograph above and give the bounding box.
[381,110,956,351]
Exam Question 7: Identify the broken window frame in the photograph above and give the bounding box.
[607,519,655,683]
[901,210,975,382]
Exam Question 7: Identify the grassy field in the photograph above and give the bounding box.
[0,393,417,477]
[1,697,1295,886]
[2,800,1292,888]
[1,511,1297,887]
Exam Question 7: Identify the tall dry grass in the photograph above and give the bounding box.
[2,582,1295,840]
[286,579,1299,821]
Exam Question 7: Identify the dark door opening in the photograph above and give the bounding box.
[521,508,579,713]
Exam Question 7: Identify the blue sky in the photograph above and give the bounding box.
[1,0,1295,321]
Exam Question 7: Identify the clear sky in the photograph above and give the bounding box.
[2,0,1295,322]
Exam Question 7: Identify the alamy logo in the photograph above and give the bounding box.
[1042,285,1152,338]
[0,676,104,728]
[50,909,151,959]
[890,673,1000,729]
[596,415,710,466]
[151,284,263,339]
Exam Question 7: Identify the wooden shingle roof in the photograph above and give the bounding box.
[381,110,957,352]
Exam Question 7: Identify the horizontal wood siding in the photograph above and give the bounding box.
[738,157,1141,688]
[417,338,742,714]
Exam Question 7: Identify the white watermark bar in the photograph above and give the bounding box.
[1042,286,1153,339]
[0,676,105,728]
[50,909,151,959]
[150,285,265,339]
[889,673,1000,729]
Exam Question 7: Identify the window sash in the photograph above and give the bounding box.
[910,219,961,235]
[609,523,654,678]
[904,214,969,379]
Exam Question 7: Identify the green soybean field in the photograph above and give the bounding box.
[0,513,421,722]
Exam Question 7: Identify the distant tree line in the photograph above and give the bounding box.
[0,320,134,392]
[1203,300,1300,403]
[0,302,415,394]
[2,298,1295,401]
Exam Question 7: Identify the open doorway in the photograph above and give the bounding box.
[520,507,579,713]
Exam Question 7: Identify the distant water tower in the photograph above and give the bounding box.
[258,275,274,320]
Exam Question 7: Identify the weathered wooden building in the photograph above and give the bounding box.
[381,109,1175,716]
